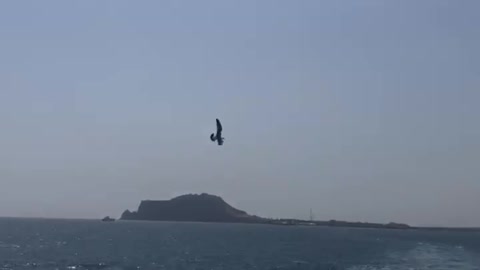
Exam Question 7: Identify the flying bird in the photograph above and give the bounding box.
[210,118,225,145]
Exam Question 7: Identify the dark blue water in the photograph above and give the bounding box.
[0,218,479,270]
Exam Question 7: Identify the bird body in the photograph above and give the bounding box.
[210,118,224,145]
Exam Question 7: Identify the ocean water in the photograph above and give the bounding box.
[0,218,479,270]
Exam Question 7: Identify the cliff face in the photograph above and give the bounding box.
[121,193,261,223]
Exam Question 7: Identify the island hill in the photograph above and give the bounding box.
[120,193,410,229]
[122,193,262,223]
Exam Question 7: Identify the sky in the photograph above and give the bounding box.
[0,1,478,227]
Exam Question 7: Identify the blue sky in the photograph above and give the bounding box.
[0,1,478,226]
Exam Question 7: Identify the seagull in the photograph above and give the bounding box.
[210,118,225,145]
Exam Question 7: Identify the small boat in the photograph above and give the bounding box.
[102,216,115,222]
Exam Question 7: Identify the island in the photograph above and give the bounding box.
[120,193,410,229]
[101,216,115,222]
[121,193,264,223]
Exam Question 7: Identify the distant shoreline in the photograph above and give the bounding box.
[0,216,478,231]
[116,193,480,231]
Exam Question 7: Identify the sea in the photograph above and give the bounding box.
[0,218,479,270]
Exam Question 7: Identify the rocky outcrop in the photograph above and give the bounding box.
[121,193,262,223]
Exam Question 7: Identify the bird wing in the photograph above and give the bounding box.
[216,118,223,132]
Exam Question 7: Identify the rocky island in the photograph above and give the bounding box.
[121,193,264,223]
[121,193,410,229]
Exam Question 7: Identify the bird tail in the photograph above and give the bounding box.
[210,133,216,141]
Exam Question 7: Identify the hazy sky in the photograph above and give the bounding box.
[0,1,478,227]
